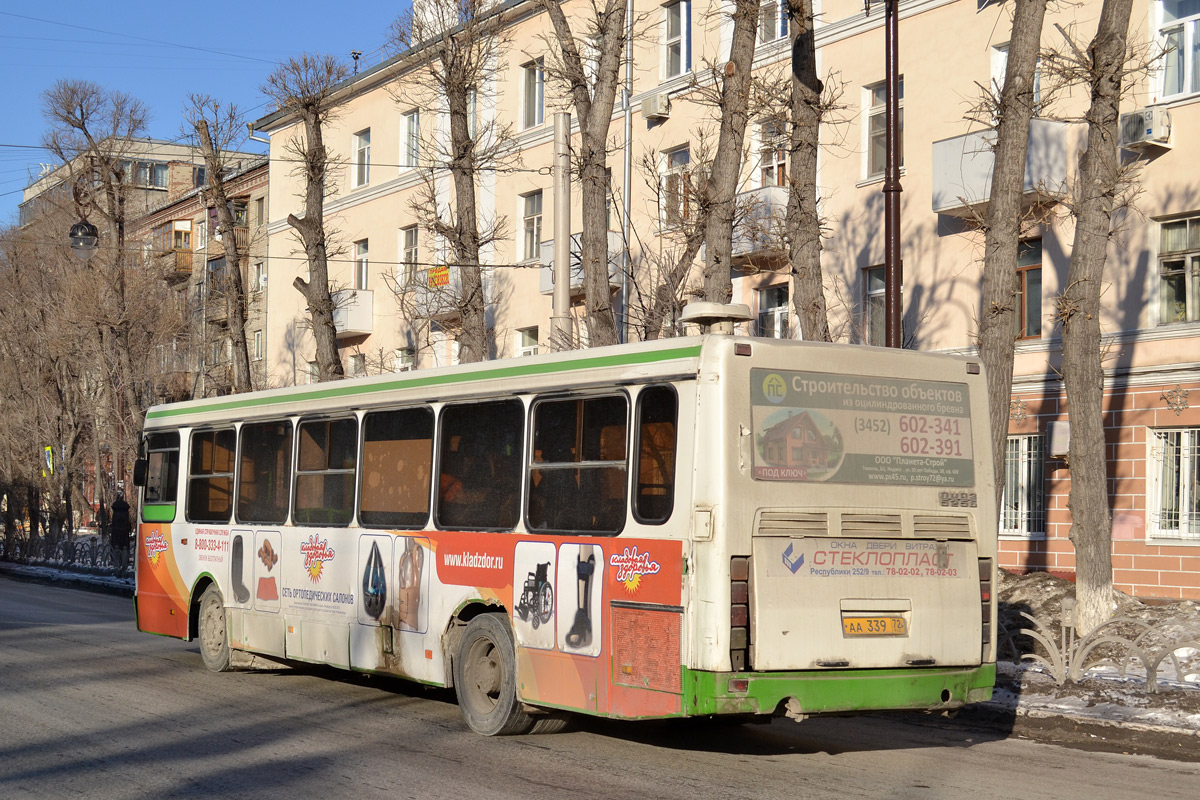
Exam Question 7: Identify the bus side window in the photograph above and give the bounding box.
[188,429,236,523]
[238,420,293,524]
[143,432,180,509]
[437,400,523,531]
[634,386,677,524]
[294,418,358,526]
[360,407,433,529]
[527,395,628,535]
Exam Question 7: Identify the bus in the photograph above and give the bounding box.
[133,331,997,735]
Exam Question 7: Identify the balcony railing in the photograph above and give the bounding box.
[732,185,789,262]
[539,230,624,295]
[332,289,374,339]
[932,119,1070,217]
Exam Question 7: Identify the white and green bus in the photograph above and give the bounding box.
[134,330,997,735]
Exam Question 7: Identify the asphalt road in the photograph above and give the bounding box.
[2,576,1199,800]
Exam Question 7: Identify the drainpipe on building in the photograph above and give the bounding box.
[552,112,572,349]
[621,0,633,345]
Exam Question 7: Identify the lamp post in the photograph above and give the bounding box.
[69,220,99,261]
[881,0,902,349]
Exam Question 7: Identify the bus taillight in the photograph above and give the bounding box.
[731,556,751,672]
[979,558,994,662]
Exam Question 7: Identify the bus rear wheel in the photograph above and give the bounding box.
[453,614,533,736]
[198,584,232,673]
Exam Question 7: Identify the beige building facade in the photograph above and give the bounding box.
[254,0,1200,599]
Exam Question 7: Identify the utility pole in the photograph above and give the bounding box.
[883,0,903,348]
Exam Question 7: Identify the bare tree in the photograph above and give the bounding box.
[386,0,518,363]
[699,0,761,309]
[185,95,254,392]
[1051,0,1136,634]
[537,0,630,347]
[262,54,350,382]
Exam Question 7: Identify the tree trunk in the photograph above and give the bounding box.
[701,0,760,309]
[196,119,254,392]
[446,64,488,363]
[978,0,1048,510]
[1061,0,1133,635]
[786,0,831,342]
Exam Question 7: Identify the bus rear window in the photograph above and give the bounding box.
[238,421,292,524]
[360,407,433,529]
[437,401,523,530]
[527,395,628,534]
[294,418,357,526]
[188,429,235,523]
[634,386,677,524]
[143,432,179,506]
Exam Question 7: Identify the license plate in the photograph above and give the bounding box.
[842,615,908,637]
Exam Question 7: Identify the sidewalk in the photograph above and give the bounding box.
[2,559,1198,747]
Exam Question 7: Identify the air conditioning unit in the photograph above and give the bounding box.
[1119,107,1171,149]
[642,92,670,120]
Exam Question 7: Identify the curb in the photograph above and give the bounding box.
[0,561,134,598]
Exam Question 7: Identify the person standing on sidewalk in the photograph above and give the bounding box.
[109,494,131,574]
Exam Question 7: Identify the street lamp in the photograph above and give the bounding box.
[69,220,99,260]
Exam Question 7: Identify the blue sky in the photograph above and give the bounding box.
[0,2,409,223]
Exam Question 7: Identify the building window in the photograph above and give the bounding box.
[252,261,266,292]
[1002,434,1045,537]
[394,347,416,372]
[757,284,789,338]
[401,225,419,282]
[306,361,319,385]
[866,78,903,179]
[402,110,420,169]
[992,44,1042,114]
[253,330,264,361]
[354,239,369,290]
[1151,428,1200,540]
[255,197,265,228]
[522,191,543,261]
[1160,1,1200,97]
[1159,215,1200,324]
[193,166,206,189]
[760,120,787,187]
[522,58,545,129]
[1016,239,1042,339]
[864,266,886,346]
[759,0,788,42]
[349,353,366,377]
[354,129,371,187]
[663,1,690,79]
[518,327,539,357]
[663,145,691,225]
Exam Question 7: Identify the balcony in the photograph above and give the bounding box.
[732,185,789,263]
[332,289,373,339]
[539,230,624,295]
[932,119,1070,218]
[157,249,194,282]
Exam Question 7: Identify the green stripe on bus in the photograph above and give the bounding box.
[145,344,703,420]
[682,663,995,716]
[142,504,176,522]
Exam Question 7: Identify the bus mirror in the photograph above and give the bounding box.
[133,459,148,488]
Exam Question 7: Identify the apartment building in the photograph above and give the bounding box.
[253,0,1200,599]
[130,157,270,398]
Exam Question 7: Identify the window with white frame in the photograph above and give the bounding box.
[1002,434,1045,537]
[517,327,539,357]
[306,360,319,385]
[864,266,886,346]
[394,347,416,372]
[252,261,266,293]
[254,197,265,228]
[757,284,789,338]
[1158,215,1200,324]
[402,110,420,169]
[759,0,789,42]
[663,1,690,79]
[349,353,366,377]
[1150,428,1200,540]
[991,44,1042,114]
[663,145,691,225]
[760,120,787,187]
[866,78,903,179]
[1160,0,1200,98]
[1016,239,1043,339]
[253,330,264,361]
[401,225,419,283]
[354,129,371,187]
[354,239,369,290]
[522,191,543,261]
[522,58,545,129]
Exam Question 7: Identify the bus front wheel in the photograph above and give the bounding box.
[453,614,533,735]
[198,584,232,673]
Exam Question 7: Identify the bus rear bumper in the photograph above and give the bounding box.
[682,663,996,718]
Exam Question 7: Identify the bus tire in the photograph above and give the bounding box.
[529,712,571,734]
[453,614,533,736]
[198,584,232,673]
